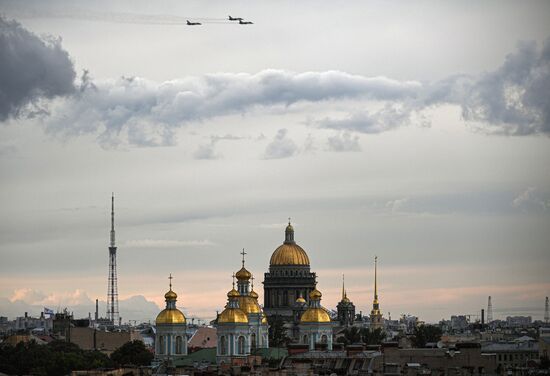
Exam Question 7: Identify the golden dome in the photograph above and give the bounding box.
[165,290,177,300]
[156,308,186,325]
[341,296,351,304]
[238,295,261,314]
[309,288,322,300]
[261,313,268,324]
[300,307,331,323]
[270,243,310,265]
[218,308,249,324]
[235,266,252,280]
[250,289,259,299]
[286,223,294,232]
[227,288,240,298]
[296,296,306,304]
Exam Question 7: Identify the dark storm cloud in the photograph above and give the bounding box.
[0,17,75,120]
[459,40,550,134]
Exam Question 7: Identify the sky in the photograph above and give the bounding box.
[0,0,549,324]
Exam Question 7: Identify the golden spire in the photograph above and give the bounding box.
[374,256,378,301]
[342,274,345,300]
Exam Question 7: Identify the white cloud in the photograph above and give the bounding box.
[512,187,549,212]
[327,132,361,152]
[386,197,410,213]
[264,128,298,159]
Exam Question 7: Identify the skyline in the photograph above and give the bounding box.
[0,0,549,324]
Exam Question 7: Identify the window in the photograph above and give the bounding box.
[158,335,165,354]
[175,336,183,354]
[303,335,308,344]
[220,336,227,355]
[321,335,328,343]
[251,333,257,350]
[237,336,246,354]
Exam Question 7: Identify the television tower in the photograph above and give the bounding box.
[107,194,119,325]
[545,296,549,324]
[487,296,493,323]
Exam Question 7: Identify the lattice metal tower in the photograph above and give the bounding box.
[487,296,493,323]
[545,296,549,324]
[107,194,119,325]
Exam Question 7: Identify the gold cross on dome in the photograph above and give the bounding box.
[168,273,173,290]
[241,248,247,266]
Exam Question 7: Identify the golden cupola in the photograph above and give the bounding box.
[156,274,186,325]
[300,286,331,323]
[218,279,249,324]
[235,251,263,315]
[270,220,310,266]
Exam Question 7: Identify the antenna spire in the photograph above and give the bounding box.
[374,256,378,300]
[110,193,116,247]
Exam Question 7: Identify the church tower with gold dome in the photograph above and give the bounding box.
[263,221,317,321]
[298,285,333,350]
[155,274,187,362]
[215,251,269,365]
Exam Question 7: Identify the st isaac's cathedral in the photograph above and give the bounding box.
[152,220,383,365]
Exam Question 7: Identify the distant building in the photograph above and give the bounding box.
[298,286,334,350]
[506,316,532,327]
[155,275,188,363]
[482,340,538,369]
[336,275,355,327]
[263,222,317,321]
[370,256,383,331]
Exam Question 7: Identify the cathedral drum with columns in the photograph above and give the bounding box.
[155,275,187,362]
[263,222,317,321]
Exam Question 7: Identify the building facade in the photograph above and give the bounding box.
[298,286,334,350]
[155,275,187,363]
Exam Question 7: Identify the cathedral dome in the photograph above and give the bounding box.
[165,290,178,300]
[300,308,331,323]
[156,308,186,325]
[235,266,252,280]
[218,308,249,324]
[270,221,310,266]
[270,243,310,266]
[250,289,259,299]
[309,288,322,300]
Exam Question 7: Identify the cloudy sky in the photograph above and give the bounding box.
[1,0,549,324]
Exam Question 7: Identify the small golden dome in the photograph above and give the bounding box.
[235,266,252,280]
[250,289,259,299]
[309,288,322,300]
[156,308,186,325]
[238,295,261,314]
[296,296,306,304]
[341,296,351,304]
[300,307,331,323]
[165,290,177,300]
[261,313,268,324]
[227,288,240,298]
[286,223,294,232]
[218,308,249,324]
[270,243,310,265]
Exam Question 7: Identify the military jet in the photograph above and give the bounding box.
[239,19,253,24]
[228,15,243,21]
[186,20,202,25]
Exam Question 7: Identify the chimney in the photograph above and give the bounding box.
[95,299,98,321]
[24,312,28,318]
[481,309,485,326]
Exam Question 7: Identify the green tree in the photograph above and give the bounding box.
[269,315,290,347]
[411,324,442,348]
[110,340,153,366]
[361,328,386,345]
[342,326,362,344]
